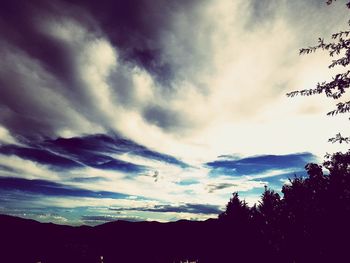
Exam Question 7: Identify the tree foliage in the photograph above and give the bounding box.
[287,1,350,143]
[218,192,249,222]
[218,150,350,262]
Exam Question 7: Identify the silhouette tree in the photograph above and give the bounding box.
[324,150,350,212]
[215,147,350,262]
[256,188,282,255]
[287,1,350,143]
[218,192,249,222]
[258,187,281,220]
[284,3,350,257]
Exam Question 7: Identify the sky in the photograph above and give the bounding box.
[0,0,349,226]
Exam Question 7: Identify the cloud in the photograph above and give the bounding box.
[0,0,348,158]
[0,40,102,140]
[0,134,188,176]
[81,215,144,224]
[0,177,130,199]
[0,144,82,170]
[0,0,202,143]
[59,0,202,82]
[206,183,237,193]
[0,126,17,144]
[1,0,349,224]
[41,134,188,167]
[109,203,221,215]
[204,177,265,194]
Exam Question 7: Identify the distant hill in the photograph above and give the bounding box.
[0,214,221,263]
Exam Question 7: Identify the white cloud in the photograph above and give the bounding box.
[147,0,350,161]
[0,126,17,145]
[0,155,60,181]
[4,1,347,162]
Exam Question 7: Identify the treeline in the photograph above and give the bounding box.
[1,151,349,262]
[214,150,350,262]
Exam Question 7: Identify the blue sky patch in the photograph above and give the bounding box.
[206,153,316,177]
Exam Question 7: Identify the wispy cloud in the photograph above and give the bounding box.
[109,203,221,215]
[0,177,131,199]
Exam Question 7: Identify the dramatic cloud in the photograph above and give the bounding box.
[0,0,349,224]
[0,145,83,170]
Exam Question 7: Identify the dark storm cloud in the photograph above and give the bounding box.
[0,44,91,140]
[0,0,205,140]
[0,177,130,199]
[41,134,188,168]
[61,0,201,83]
[0,143,147,174]
[89,157,147,173]
[109,203,221,215]
[206,153,316,176]
[0,1,68,79]
[142,105,188,132]
[0,0,93,139]
[0,144,82,170]
[0,134,187,173]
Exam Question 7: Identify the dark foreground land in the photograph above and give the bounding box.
[3,215,219,263]
[0,210,348,263]
[1,151,350,263]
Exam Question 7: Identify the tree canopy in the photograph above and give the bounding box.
[218,149,350,262]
